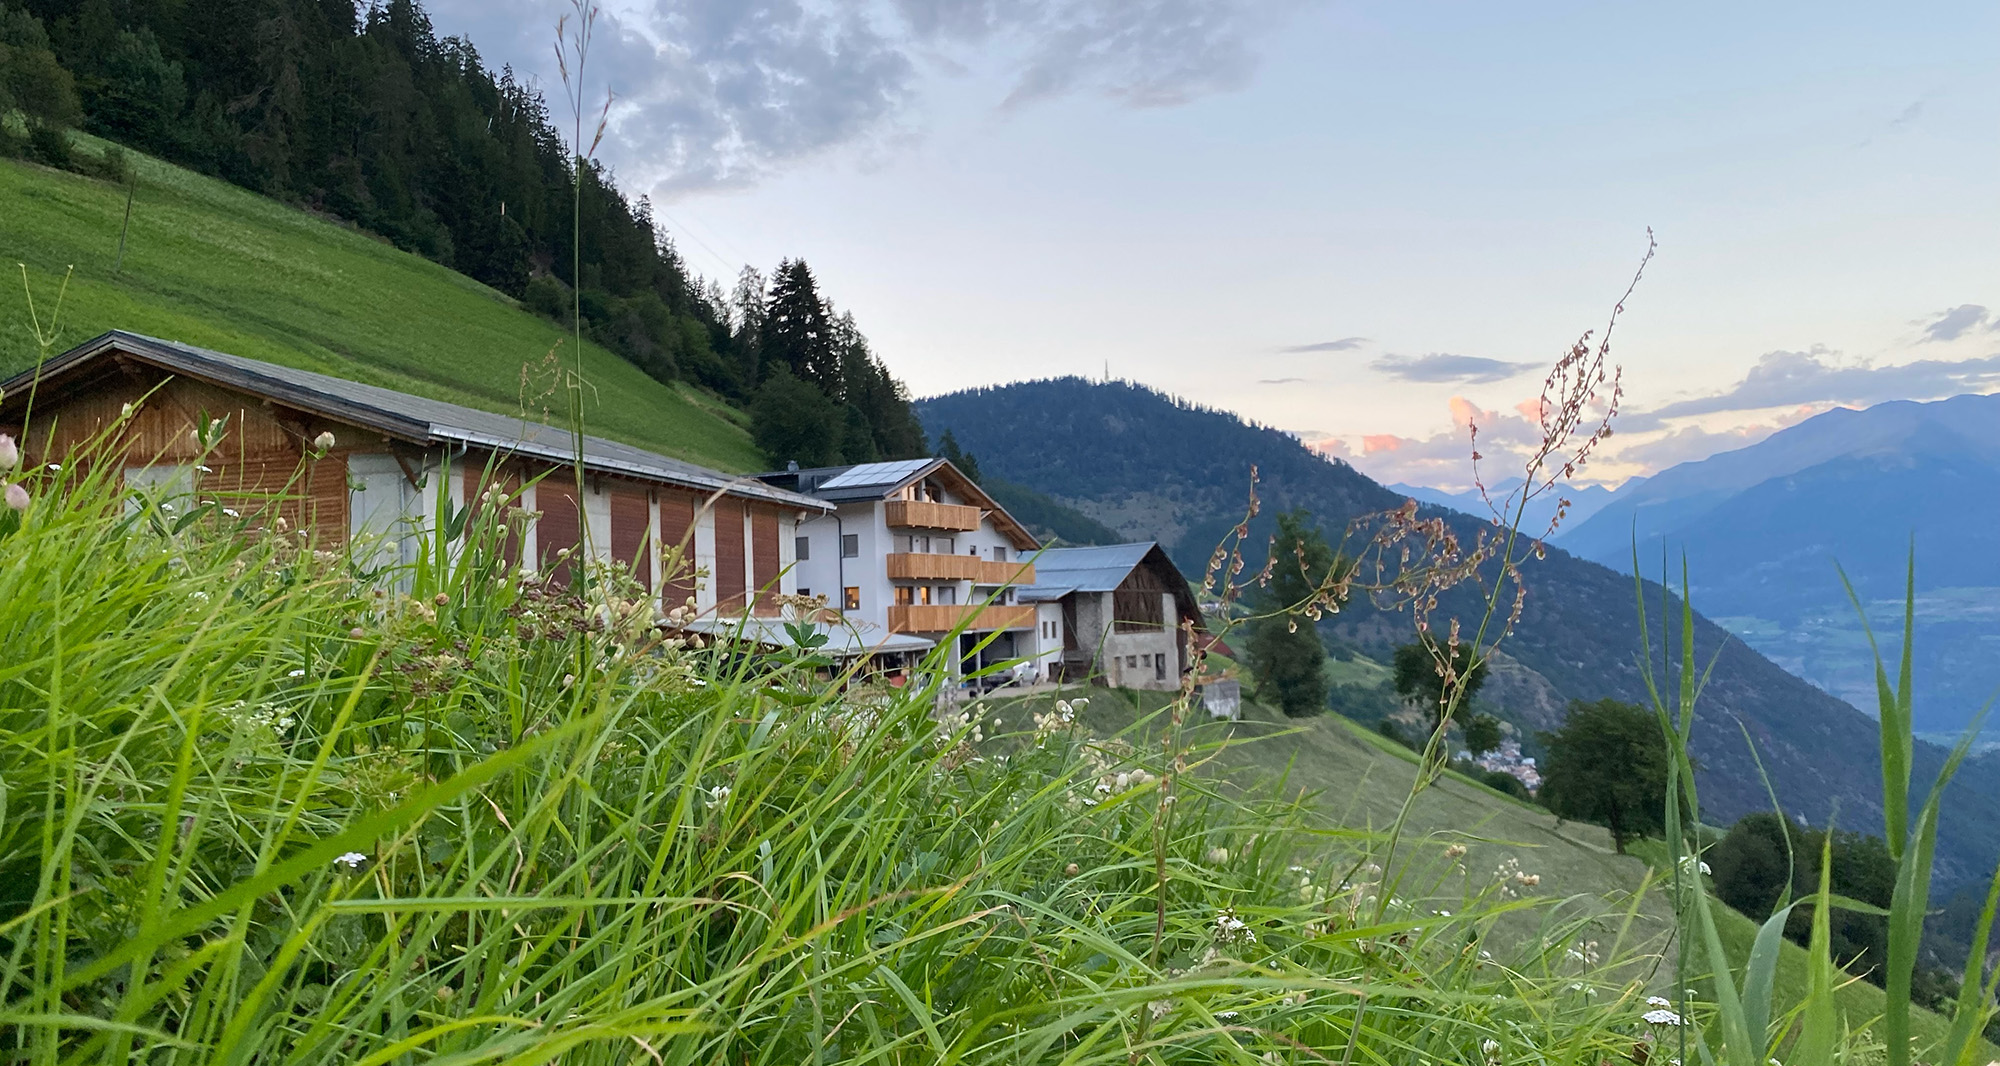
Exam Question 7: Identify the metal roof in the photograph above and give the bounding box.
[681,615,935,657]
[1019,542,1160,594]
[5,331,827,512]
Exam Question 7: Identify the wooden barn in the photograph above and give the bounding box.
[0,330,827,615]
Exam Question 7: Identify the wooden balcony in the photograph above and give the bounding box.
[888,603,1036,634]
[886,553,1036,585]
[885,499,980,531]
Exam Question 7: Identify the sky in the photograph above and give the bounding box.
[426,0,2000,490]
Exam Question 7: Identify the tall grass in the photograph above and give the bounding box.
[0,437,1692,1062]
[1639,557,2000,1066]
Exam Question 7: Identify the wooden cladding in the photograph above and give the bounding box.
[714,497,746,611]
[888,603,1036,634]
[657,491,697,609]
[751,505,780,611]
[609,487,651,593]
[884,499,980,532]
[886,553,1035,585]
[537,478,582,587]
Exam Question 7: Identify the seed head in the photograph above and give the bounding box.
[3,483,28,512]
[0,434,17,470]
[313,431,337,452]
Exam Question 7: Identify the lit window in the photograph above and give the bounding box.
[895,586,915,606]
[843,586,860,611]
[841,534,859,558]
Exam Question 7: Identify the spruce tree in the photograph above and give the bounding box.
[937,429,982,483]
[1245,509,1336,717]
[762,259,837,394]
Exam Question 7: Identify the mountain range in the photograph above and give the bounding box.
[1553,393,2000,737]
[1388,478,1626,537]
[918,378,2000,888]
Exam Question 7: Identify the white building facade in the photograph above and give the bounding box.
[758,459,1057,676]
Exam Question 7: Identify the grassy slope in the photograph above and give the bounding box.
[0,139,762,471]
[988,685,1986,1056]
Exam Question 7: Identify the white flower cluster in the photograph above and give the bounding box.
[1563,939,1600,966]
[1213,909,1256,946]
[1492,856,1542,897]
[1032,698,1084,743]
[1642,1007,1684,1027]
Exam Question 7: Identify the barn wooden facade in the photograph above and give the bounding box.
[0,331,827,615]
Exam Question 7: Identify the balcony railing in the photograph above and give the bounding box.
[886,553,1036,585]
[888,603,1036,634]
[884,499,980,531]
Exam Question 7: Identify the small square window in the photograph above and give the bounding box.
[841,534,859,558]
[993,546,1007,563]
[1126,655,1138,668]
[799,587,812,600]
[795,535,810,561]
[843,586,860,611]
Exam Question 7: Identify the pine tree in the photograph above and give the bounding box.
[762,259,837,394]
[1245,509,1336,718]
[729,265,766,389]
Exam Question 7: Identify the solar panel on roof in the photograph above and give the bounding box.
[816,458,933,490]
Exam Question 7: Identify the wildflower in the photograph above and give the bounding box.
[1444,842,1467,859]
[562,673,575,688]
[1216,1010,1240,1020]
[0,434,15,470]
[349,627,366,639]
[1515,872,1541,887]
[1148,1000,1172,1021]
[1646,996,1672,1008]
[334,851,368,870]
[221,507,240,517]
[1065,862,1079,876]
[44,463,58,472]
[1642,1008,1684,1027]
[1482,1038,1502,1064]
[3,483,27,512]
[1213,909,1255,945]
[119,402,134,419]
[704,785,731,806]
[313,431,337,452]
[1116,772,1131,789]
[1206,847,1230,865]
[287,669,306,678]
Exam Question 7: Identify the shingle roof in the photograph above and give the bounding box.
[5,331,827,511]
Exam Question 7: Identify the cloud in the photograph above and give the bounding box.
[1258,376,1308,384]
[426,0,1304,193]
[1921,304,1990,342]
[1371,354,1539,385]
[1277,337,1368,353]
[1624,347,2000,430]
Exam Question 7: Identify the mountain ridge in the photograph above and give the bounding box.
[919,376,2000,887]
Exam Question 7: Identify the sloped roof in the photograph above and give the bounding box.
[1017,541,1205,628]
[756,456,1038,549]
[1020,542,1159,594]
[2,331,826,511]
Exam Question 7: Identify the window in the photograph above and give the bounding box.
[1155,654,1168,680]
[993,546,1007,563]
[1141,654,1152,667]
[895,586,914,606]
[936,585,957,605]
[840,534,859,558]
[799,587,812,600]
[795,535,810,561]
[843,587,861,611]
[895,535,911,553]
[1125,655,1138,669]
[919,585,932,605]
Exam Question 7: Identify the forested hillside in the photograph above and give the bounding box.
[918,377,2000,888]
[0,0,924,466]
